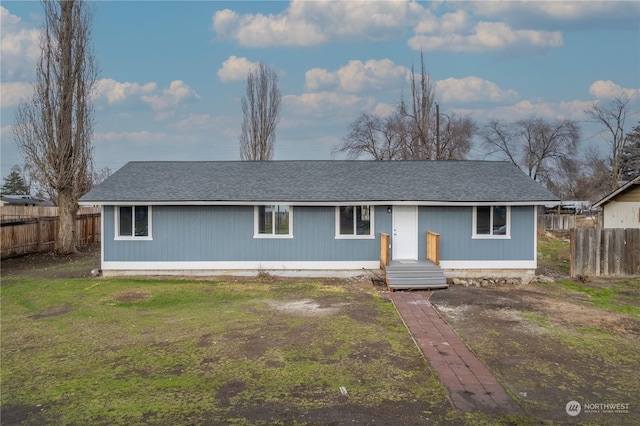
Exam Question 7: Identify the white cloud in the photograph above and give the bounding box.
[217,56,258,83]
[0,81,32,108]
[173,113,213,129]
[283,92,374,117]
[589,80,640,100]
[0,6,41,80]
[305,59,409,93]
[468,1,639,30]
[1,125,13,139]
[213,0,426,47]
[212,1,568,56]
[141,80,201,111]
[459,99,594,122]
[436,77,519,104]
[372,102,397,117]
[96,130,168,145]
[94,79,157,104]
[409,21,562,56]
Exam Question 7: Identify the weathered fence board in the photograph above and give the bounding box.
[0,206,99,222]
[1,213,101,259]
[571,228,640,277]
[539,214,576,231]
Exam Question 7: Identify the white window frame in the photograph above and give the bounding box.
[472,205,510,239]
[335,205,375,239]
[254,205,293,239]
[115,205,153,241]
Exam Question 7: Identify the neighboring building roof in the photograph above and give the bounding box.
[80,160,559,205]
[592,175,640,209]
[0,194,46,205]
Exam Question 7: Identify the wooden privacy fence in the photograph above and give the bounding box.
[539,214,576,231]
[0,206,99,223]
[1,213,101,259]
[570,228,640,277]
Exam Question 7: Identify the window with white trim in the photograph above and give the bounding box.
[115,206,152,240]
[473,205,510,238]
[336,205,374,238]
[255,205,293,238]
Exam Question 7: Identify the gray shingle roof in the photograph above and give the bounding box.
[80,160,559,204]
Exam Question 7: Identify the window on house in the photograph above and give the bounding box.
[336,205,374,238]
[473,205,509,238]
[116,206,151,239]
[255,205,292,238]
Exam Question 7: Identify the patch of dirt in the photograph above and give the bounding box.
[1,244,100,281]
[430,280,640,423]
[265,298,351,317]
[215,381,248,406]
[0,404,56,426]
[28,305,73,319]
[112,291,151,303]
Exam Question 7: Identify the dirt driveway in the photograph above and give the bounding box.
[430,278,640,424]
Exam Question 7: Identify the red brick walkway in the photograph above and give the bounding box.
[384,291,519,414]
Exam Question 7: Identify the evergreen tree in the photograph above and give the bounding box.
[1,165,30,195]
[621,123,640,179]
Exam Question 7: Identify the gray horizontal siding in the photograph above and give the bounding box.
[418,206,535,261]
[103,205,391,263]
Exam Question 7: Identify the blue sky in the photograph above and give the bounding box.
[1,1,639,174]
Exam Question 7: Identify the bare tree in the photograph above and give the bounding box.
[585,95,632,189]
[400,51,436,159]
[480,117,579,184]
[239,62,281,161]
[519,117,580,182]
[333,110,407,160]
[13,0,97,254]
[335,51,474,161]
[436,111,474,160]
[93,166,112,186]
[549,147,613,202]
[479,119,520,165]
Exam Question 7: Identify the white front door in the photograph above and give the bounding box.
[392,206,418,260]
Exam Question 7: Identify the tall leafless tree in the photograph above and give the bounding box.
[585,95,632,189]
[480,117,580,184]
[13,0,97,254]
[335,52,473,161]
[403,51,436,159]
[239,62,281,161]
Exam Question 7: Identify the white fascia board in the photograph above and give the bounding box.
[81,200,554,207]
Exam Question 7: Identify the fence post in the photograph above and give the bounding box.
[36,217,42,253]
[569,228,574,277]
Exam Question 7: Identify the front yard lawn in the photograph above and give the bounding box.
[1,263,457,425]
